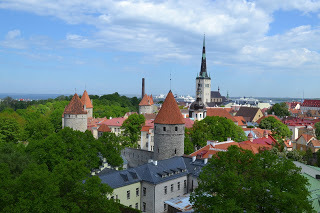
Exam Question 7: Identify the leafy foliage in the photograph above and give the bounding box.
[259,116,292,139]
[267,102,290,117]
[315,122,320,140]
[187,116,246,149]
[191,146,313,213]
[121,114,145,147]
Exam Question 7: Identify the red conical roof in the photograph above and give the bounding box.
[64,93,87,114]
[98,124,111,132]
[139,94,154,106]
[81,90,93,108]
[154,91,185,124]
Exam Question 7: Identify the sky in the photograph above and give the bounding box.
[1,0,320,98]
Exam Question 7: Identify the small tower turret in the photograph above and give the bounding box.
[81,90,93,118]
[63,93,88,132]
[139,94,154,114]
[153,91,185,161]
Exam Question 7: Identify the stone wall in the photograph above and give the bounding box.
[139,105,153,114]
[63,113,87,132]
[122,148,153,168]
[153,124,185,161]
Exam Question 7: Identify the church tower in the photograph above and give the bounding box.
[63,93,88,132]
[81,90,93,118]
[153,91,185,161]
[196,35,211,104]
[189,77,207,121]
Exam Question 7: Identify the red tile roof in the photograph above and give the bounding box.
[98,124,111,132]
[206,108,237,122]
[154,91,185,124]
[284,140,293,148]
[298,134,315,143]
[309,140,320,147]
[234,116,246,126]
[184,118,194,129]
[139,94,154,106]
[81,90,93,108]
[64,93,87,115]
[100,117,127,127]
[301,100,320,107]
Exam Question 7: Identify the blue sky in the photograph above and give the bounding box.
[1,0,320,98]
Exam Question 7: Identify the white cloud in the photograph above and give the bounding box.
[6,29,21,39]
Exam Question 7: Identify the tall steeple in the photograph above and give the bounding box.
[199,34,209,78]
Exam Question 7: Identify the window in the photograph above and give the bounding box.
[127,190,130,199]
[111,196,114,200]
[143,187,146,196]
[171,184,174,192]
[163,127,166,131]
[164,186,167,195]
[135,203,138,209]
[175,126,178,131]
[200,114,202,118]
[184,180,187,188]
[175,149,177,154]
[164,203,167,211]
[178,182,180,190]
[158,148,159,153]
[143,202,146,212]
[136,188,139,197]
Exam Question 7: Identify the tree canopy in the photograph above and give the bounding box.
[187,116,247,149]
[121,114,145,147]
[191,146,313,213]
[259,116,292,139]
[267,102,290,117]
[315,122,320,140]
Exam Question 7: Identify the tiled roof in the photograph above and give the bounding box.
[184,118,194,129]
[98,124,111,132]
[80,90,93,108]
[100,117,127,127]
[284,140,293,148]
[64,93,87,115]
[154,91,185,124]
[139,94,154,106]
[235,107,261,122]
[141,120,155,132]
[142,113,157,120]
[190,141,240,159]
[141,126,151,132]
[206,108,237,122]
[301,100,320,107]
[256,115,281,124]
[234,116,246,126]
[298,134,315,143]
[211,91,222,98]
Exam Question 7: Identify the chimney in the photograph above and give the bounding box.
[142,78,145,98]
[153,160,157,166]
[192,156,196,162]
[204,158,208,164]
[289,141,292,146]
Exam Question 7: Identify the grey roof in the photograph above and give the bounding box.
[235,107,260,122]
[211,91,222,98]
[134,156,188,185]
[98,168,141,188]
[183,157,206,177]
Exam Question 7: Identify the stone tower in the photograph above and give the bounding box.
[153,91,185,161]
[139,94,154,114]
[196,35,211,103]
[80,90,93,118]
[63,93,88,132]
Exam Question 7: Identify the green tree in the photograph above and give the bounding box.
[315,122,320,140]
[259,116,292,139]
[121,114,145,147]
[98,132,124,167]
[184,128,194,155]
[191,146,313,213]
[267,102,290,117]
[305,148,314,165]
[189,116,246,148]
[0,110,26,143]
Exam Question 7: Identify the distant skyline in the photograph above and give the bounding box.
[1,0,320,98]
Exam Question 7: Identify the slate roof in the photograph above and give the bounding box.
[98,168,141,189]
[154,91,185,124]
[235,107,261,122]
[64,93,87,115]
[80,90,93,108]
[183,157,206,177]
[211,91,222,98]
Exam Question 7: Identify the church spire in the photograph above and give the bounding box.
[199,34,209,78]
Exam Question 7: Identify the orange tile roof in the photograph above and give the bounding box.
[299,134,315,143]
[80,90,93,108]
[206,108,237,122]
[64,93,87,115]
[234,116,246,126]
[310,140,320,147]
[284,140,293,148]
[100,117,127,127]
[139,94,154,106]
[98,124,111,132]
[154,91,185,124]
[141,126,151,132]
